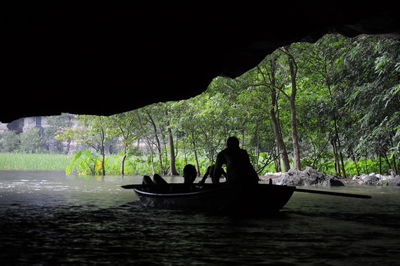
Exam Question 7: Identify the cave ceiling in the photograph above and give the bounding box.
[2,3,399,122]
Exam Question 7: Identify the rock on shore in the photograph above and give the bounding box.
[260,168,400,187]
[351,173,400,186]
[261,167,344,187]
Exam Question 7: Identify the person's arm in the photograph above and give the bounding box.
[213,152,224,178]
[220,167,227,178]
[243,149,252,164]
[244,150,260,182]
[198,166,210,185]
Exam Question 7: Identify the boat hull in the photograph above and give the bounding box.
[131,184,295,215]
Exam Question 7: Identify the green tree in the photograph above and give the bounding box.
[253,55,291,172]
[0,130,19,152]
[44,113,75,153]
[19,128,42,153]
[111,112,139,175]
[59,115,116,175]
[173,99,204,175]
[344,35,400,174]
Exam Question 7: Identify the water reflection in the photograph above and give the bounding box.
[1,170,400,265]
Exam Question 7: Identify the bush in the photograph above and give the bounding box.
[0,131,19,152]
[19,128,42,153]
[65,150,212,176]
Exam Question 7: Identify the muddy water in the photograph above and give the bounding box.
[1,170,400,265]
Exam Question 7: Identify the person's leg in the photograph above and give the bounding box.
[142,175,154,185]
[153,174,168,185]
[211,176,220,184]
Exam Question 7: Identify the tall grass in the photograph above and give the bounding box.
[0,153,72,170]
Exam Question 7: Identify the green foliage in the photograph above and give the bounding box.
[66,150,103,175]
[0,131,19,152]
[19,128,42,153]
[64,149,210,176]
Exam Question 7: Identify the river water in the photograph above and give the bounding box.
[0,170,400,265]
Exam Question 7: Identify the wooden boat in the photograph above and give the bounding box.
[121,183,296,215]
[121,181,371,216]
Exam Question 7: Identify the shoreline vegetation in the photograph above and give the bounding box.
[0,152,397,183]
[0,153,72,171]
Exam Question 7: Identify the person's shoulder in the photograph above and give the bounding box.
[219,148,229,154]
[239,148,250,156]
[217,149,229,160]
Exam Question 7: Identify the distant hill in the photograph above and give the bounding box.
[0,114,80,153]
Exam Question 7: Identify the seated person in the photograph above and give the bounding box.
[183,164,197,185]
[141,164,197,192]
[214,136,259,184]
[142,173,169,192]
[198,164,227,184]
[142,173,168,186]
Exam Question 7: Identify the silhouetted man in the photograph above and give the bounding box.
[213,136,259,184]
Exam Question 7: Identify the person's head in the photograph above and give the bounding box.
[226,136,240,149]
[183,164,197,184]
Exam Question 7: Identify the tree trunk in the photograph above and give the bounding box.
[332,114,346,178]
[339,149,347,178]
[290,98,301,170]
[270,107,290,172]
[392,154,398,175]
[191,131,201,177]
[183,143,188,165]
[274,147,282,172]
[364,153,369,173]
[351,152,360,176]
[100,128,106,176]
[384,154,392,174]
[326,77,346,177]
[65,138,71,154]
[168,127,179,175]
[150,150,155,175]
[331,138,341,176]
[121,146,127,176]
[146,111,164,174]
[258,62,290,172]
[120,154,126,176]
[101,150,106,176]
[287,50,301,170]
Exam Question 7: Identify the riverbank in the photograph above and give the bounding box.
[261,167,400,187]
[1,152,399,186]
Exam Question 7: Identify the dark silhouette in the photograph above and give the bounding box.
[142,173,169,193]
[142,174,168,186]
[182,164,197,185]
[213,136,259,184]
[142,164,197,190]
[198,164,227,184]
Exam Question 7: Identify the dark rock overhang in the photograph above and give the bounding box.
[2,3,399,122]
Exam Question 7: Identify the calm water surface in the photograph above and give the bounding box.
[1,170,400,265]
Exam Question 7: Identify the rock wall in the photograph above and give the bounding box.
[0,122,8,133]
